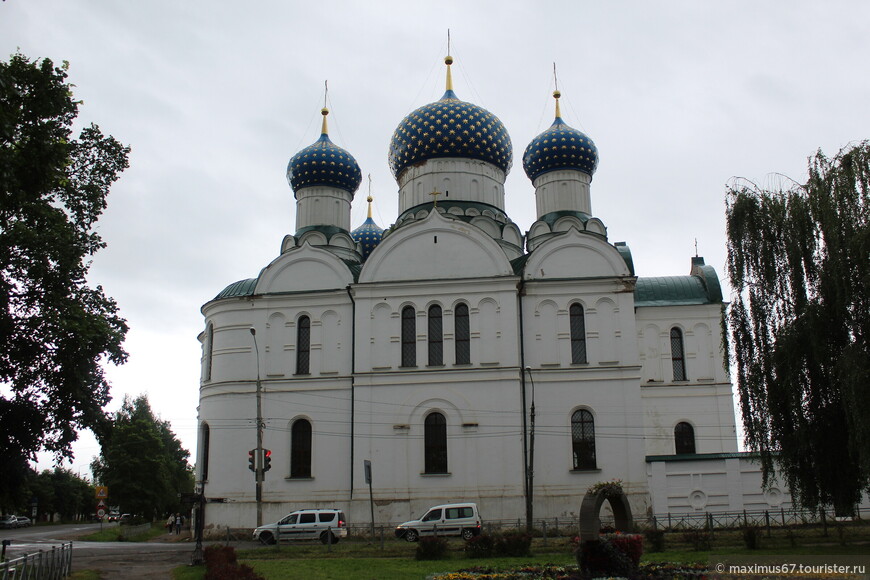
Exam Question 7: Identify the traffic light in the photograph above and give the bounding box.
[263,449,272,472]
[248,449,256,472]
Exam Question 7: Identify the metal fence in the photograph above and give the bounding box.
[214,505,868,544]
[0,542,72,580]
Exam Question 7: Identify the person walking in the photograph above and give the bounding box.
[174,513,182,535]
[165,514,173,532]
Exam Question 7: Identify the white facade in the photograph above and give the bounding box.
[195,63,787,530]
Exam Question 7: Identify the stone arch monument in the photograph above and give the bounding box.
[578,483,634,541]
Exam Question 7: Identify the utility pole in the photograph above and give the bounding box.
[250,328,264,527]
[525,366,536,532]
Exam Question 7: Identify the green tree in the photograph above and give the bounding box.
[0,53,130,497]
[27,468,93,521]
[91,395,194,519]
[725,142,870,515]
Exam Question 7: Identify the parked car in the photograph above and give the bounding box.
[253,508,347,545]
[15,516,31,528]
[0,514,17,529]
[395,503,481,542]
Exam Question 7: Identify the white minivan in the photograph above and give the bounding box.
[253,508,347,545]
[395,503,481,542]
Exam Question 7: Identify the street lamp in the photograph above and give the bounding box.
[250,328,264,527]
[525,366,536,532]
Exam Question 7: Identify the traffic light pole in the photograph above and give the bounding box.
[250,328,264,527]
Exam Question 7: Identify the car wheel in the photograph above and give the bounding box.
[320,531,338,544]
[404,529,419,542]
[258,532,275,545]
[461,528,475,540]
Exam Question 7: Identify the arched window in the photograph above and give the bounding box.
[401,306,416,367]
[296,316,310,375]
[424,412,448,474]
[199,423,210,481]
[290,419,312,478]
[671,327,687,381]
[571,409,596,470]
[570,303,587,364]
[675,421,696,454]
[428,305,443,366]
[204,323,214,382]
[454,302,470,365]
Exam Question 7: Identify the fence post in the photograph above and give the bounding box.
[542,520,547,547]
[555,517,559,535]
[667,512,671,530]
[765,510,771,537]
[820,508,828,537]
[380,526,385,550]
[652,515,658,530]
[517,518,521,530]
[781,507,786,526]
[743,509,748,527]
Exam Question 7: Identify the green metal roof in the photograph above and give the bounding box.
[215,278,257,299]
[635,275,713,307]
[635,257,724,307]
[295,224,350,239]
[646,452,762,463]
[396,200,509,224]
[537,210,592,228]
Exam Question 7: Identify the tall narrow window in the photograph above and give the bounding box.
[296,316,310,375]
[571,409,596,470]
[424,412,448,473]
[569,303,587,364]
[401,306,416,367]
[671,327,687,381]
[454,303,470,364]
[204,323,214,382]
[200,423,210,481]
[428,305,443,366]
[675,421,696,454]
[290,419,312,478]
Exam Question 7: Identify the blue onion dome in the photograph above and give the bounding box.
[287,107,362,194]
[523,90,598,182]
[388,56,513,180]
[351,195,384,260]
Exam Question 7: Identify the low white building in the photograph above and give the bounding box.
[195,56,792,529]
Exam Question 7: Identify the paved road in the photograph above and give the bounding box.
[1,523,199,579]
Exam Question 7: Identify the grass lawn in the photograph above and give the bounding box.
[79,522,166,542]
[173,524,870,579]
[67,572,102,580]
[247,554,575,580]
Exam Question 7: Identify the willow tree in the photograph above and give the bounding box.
[725,142,870,515]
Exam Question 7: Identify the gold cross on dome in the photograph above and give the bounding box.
[429,187,442,207]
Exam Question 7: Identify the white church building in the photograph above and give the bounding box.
[195,56,793,529]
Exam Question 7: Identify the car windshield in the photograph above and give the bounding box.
[421,509,442,522]
[279,514,298,525]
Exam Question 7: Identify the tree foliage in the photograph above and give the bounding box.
[91,395,194,519]
[0,53,130,495]
[0,466,93,520]
[725,142,870,514]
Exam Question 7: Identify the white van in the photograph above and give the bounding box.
[394,503,481,542]
[253,508,347,544]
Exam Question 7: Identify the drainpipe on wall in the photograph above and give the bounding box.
[346,285,356,500]
[517,278,530,530]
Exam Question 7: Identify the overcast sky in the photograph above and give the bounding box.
[4,1,869,476]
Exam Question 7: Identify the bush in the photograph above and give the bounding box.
[415,536,449,560]
[644,528,665,552]
[681,529,712,551]
[464,533,494,558]
[607,533,643,567]
[577,539,635,578]
[493,531,532,557]
[203,545,264,580]
[742,525,761,549]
